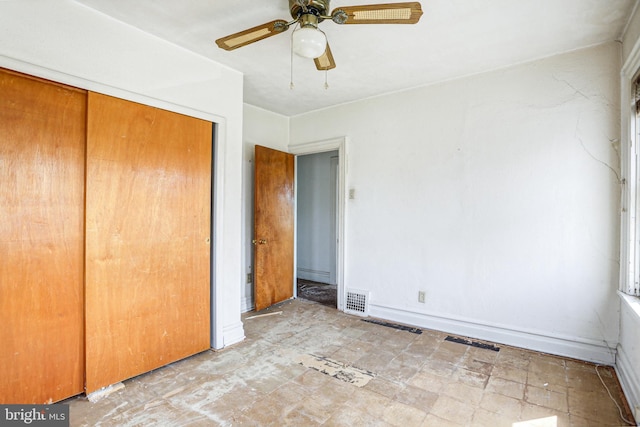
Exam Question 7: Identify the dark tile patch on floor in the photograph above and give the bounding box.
[297,278,337,307]
[362,318,423,334]
[445,335,500,352]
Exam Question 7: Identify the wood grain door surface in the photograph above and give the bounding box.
[0,69,86,403]
[85,92,212,392]
[253,145,295,311]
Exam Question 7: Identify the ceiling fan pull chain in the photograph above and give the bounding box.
[324,69,329,90]
[290,55,295,90]
[290,23,297,90]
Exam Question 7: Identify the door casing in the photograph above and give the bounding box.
[290,137,347,310]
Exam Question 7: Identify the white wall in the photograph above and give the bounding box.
[297,151,339,284]
[0,0,245,348]
[623,1,640,65]
[290,42,622,364]
[242,104,290,312]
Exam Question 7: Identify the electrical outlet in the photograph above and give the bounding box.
[418,291,426,303]
[247,273,253,283]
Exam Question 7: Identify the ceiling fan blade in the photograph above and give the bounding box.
[215,20,289,51]
[331,2,423,25]
[314,43,336,71]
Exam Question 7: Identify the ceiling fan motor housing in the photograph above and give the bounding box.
[290,0,331,21]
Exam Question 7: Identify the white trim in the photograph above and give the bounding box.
[621,39,640,296]
[297,267,331,283]
[0,56,228,350]
[618,36,640,415]
[617,293,640,421]
[0,55,224,124]
[241,296,254,313]
[293,156,299,301]
[211,123,226,350]
[289,137,348,310]
[222,321,246,347]
[620,290,640,318]
[616,344,640,420]
[368,304,616,365]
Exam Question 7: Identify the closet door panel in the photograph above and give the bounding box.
[0,69,86,403]
[85,92,211,392]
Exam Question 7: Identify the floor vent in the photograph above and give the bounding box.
[445,335,500,352]
[345,289,370,316]
[362,319,422,334]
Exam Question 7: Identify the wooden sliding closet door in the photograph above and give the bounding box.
[0,69,86,403]
[85,93,212,392]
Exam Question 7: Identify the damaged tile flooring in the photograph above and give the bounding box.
[66,299,636,426]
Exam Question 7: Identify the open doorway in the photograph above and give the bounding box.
[290,137,346,311]
[296,150,339,308]
[244,137,346,313]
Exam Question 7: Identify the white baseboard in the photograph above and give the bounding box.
[223,321,245,348]
[298,268,331,284]
[617,344,640,420]
[368,304,616,365]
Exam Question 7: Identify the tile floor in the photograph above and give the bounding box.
[67,299,636,426]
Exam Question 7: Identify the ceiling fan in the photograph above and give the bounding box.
[215,0,423,71]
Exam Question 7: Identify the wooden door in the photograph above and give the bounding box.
[0,69,86,403]
[254,145,295,311]
[85,92,212,392]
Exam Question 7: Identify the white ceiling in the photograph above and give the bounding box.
[75,0,636,117]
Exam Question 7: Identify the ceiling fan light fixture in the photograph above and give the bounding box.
[292,26,327,58]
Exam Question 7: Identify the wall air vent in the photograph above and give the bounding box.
[345,289,370,316]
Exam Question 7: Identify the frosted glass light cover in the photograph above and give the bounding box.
[292,27,327,59]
